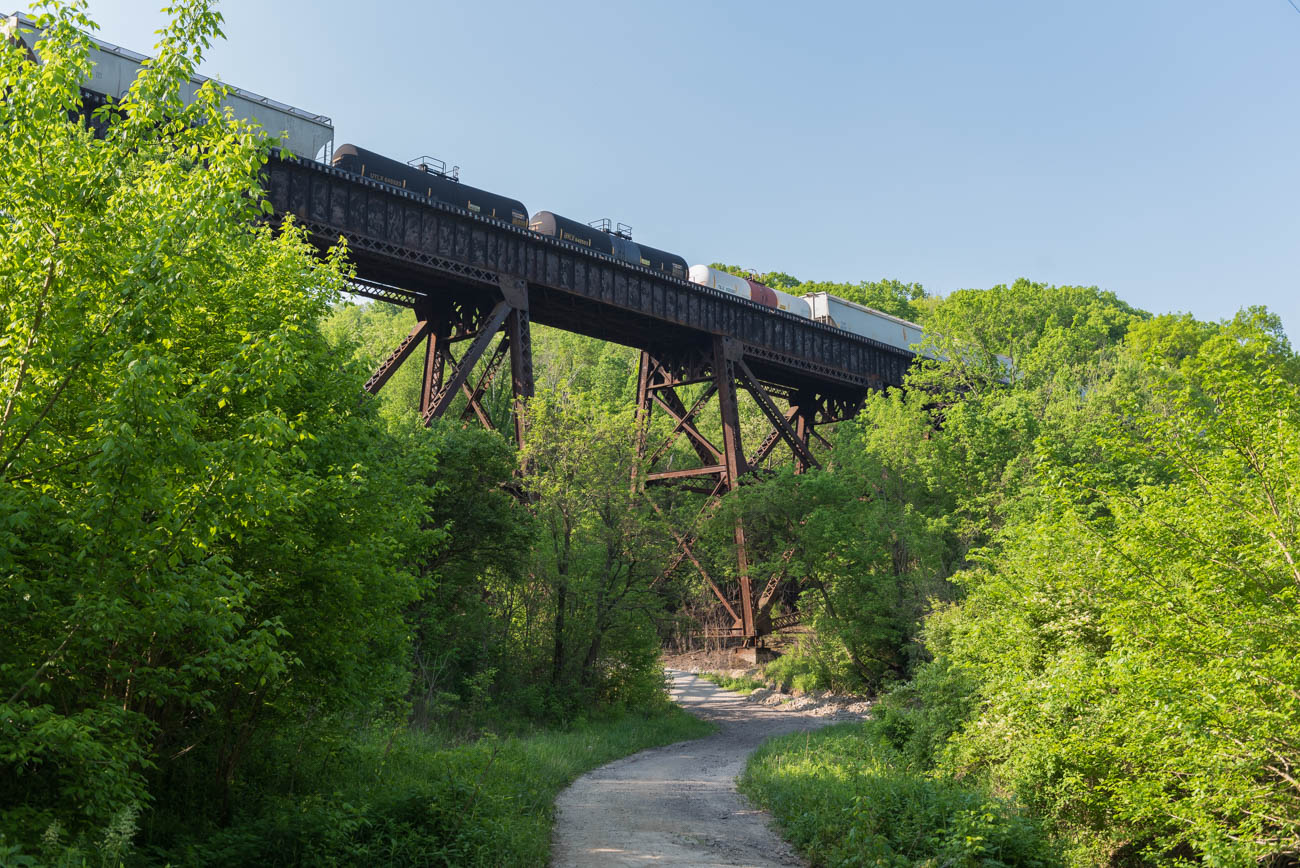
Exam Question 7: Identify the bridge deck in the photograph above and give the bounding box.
[264,154,912,397]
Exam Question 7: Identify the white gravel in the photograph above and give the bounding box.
[549,670,869,867]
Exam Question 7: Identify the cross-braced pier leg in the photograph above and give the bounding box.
[634,338,852,642]
[363,283,534,450]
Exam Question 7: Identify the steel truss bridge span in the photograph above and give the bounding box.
[264,153,918,642]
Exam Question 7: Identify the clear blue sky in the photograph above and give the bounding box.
[74,0,1300,338]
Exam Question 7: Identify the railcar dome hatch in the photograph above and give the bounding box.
[407,155,459,181]
[588,218,633,240]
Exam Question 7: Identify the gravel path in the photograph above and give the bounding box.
[550,669,857,867]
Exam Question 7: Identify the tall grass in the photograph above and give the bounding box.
[740,723,1061,868]
[156,706,713,867]
[696,670,768,695]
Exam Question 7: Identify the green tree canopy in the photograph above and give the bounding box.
[917,309,1300,863]
[0,2,438,849]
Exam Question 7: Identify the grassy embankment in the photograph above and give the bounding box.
[699,663,1059,865]
[695,670,768,695]
[739,723,1061,868]
[166,706,713,867]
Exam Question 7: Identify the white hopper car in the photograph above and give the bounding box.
[687,265,928,357]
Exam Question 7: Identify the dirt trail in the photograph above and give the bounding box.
[550,670,859,867]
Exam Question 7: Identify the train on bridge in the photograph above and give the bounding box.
[7,8,932,364]
[330,143,931,359]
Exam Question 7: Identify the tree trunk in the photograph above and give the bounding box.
[552,580,567,686]
[551,517,572,687]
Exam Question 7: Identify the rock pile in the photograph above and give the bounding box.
[743,684,873,720]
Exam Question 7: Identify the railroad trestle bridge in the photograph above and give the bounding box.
[265,153,917,642]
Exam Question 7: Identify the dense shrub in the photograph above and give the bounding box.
[925,311,1300,864]
[762,637,857,695]
[741,723,1060,867]
[863,656,977,772]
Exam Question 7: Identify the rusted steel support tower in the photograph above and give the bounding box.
[361,276,534,444]
[636,337,862,641]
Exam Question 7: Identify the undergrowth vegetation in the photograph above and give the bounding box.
[741,723,1060,868]
[154,705,713,867]
[760,640,854,695]
[696,671,767,695]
